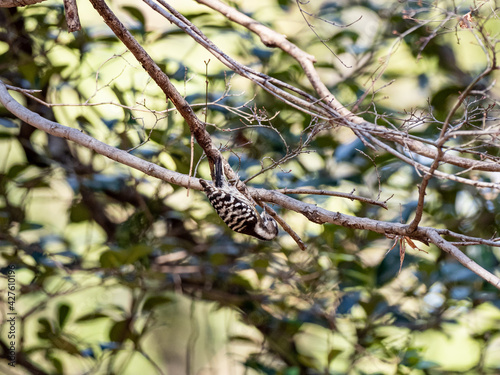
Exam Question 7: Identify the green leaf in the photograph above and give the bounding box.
[37,317,53,339]
[327,349,342,363]
[0,131,15,139]
[69,202,92,223]
[47,353,64,374]
[76,313,110,323]
[100,250,123,268]
[7,164,28,178]
[58,303,71,329]
[109,319,131,342]
[142,296,174,312]
[18,221,43,231]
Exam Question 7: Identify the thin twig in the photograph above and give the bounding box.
[263,204,307,251]
[277,188,388,209]
[63,0,81,32]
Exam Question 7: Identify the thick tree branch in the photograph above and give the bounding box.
[0,0,45,7]
[63,0,81,32]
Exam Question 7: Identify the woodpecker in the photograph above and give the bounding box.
[199,157,278,240]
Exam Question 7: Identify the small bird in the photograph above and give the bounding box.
[199,156,278,240]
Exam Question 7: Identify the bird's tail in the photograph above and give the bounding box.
[213,155,224,188]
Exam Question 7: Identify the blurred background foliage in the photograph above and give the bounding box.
[1,0,500,374]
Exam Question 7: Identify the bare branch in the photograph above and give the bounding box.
[263,204,307,251]
[0,0,45,7]
[427,230,500,288]
[295,0,353,68]
[277,188,389,209]
[365,133,500,191]
[63,0,81,32]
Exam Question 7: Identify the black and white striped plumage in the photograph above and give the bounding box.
[199,157,278,240]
